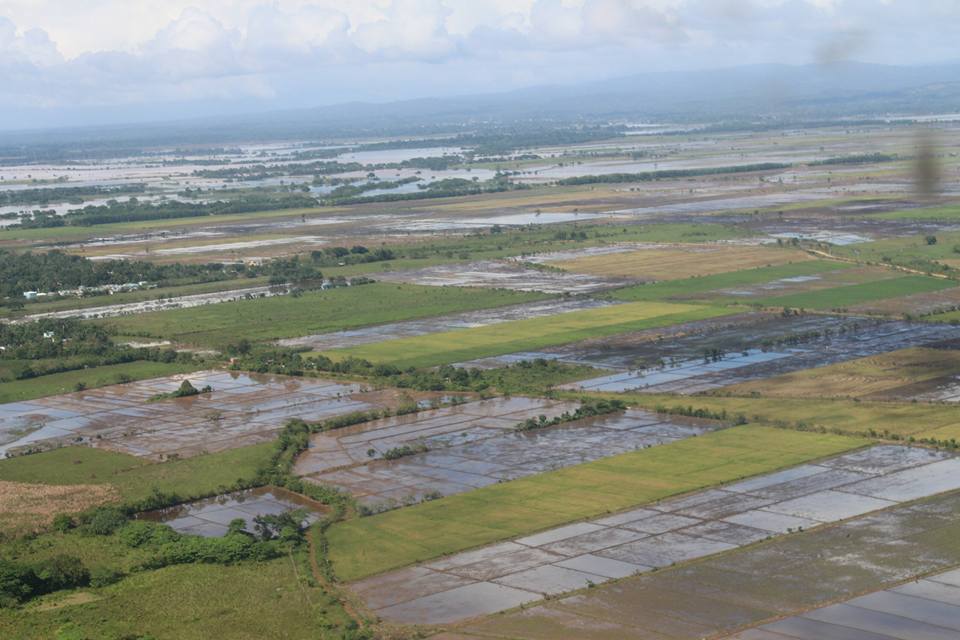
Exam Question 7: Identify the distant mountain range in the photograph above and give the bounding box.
[3,62,960,149]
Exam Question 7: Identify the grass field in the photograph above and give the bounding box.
[327,425,863,581]
[833,230,960,268]
[0,556,355,640]
[554,245,810,280]
[874,203,960,220]
[323,301,733,368]
[926,308,960,323]
[755,274,955,310]
[612,392,960,442]
[0,361,202,403]
[721,347,960,400]
[608,261,852,302]
[0,480,118,540]
[0,445,271,540]
[99,283,549,348]
[0,444,272,504]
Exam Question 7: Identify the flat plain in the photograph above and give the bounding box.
[4,114,960,640]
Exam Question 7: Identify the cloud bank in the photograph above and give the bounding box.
[0,0,956,127]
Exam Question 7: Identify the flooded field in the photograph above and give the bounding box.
[476,317,960,395]
[0,370,380,459]
[294,397,578,478]
[730,566,960,639]
[359,445,960,626]
[139,486,326,537]
[17,285,279,322]
[276,298,614,351]
[462,488,960,639]
[375,260,627,294]
[298,408,715,510]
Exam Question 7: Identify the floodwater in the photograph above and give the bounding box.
[375,260,627,294]
[464,489,960,639]
[479,317,960,396]
[301,409,716,510]
[732,567,960,639]
[0,370,378,459]
[15,285,280,322]
[139,486,326,537]
[294,397,579,478]
[356,445,960,626]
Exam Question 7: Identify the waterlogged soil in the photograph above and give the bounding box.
[451,459,960,638]
[461,314,960,396]
[16,285,281,322]
[729,566,960,639]
[294,397,579,479]
[139,486,326,537]
[0,370,387,459]
[375,260,629,294]
[299,408,715,511]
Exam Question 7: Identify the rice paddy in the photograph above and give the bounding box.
[551,244,811,281]
[326,425,863,581]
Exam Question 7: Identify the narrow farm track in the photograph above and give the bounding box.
[307,526,367,630]
[805,247,956,280]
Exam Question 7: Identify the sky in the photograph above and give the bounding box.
[0,0,958,129]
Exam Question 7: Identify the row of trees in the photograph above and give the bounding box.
[15,193,318,228]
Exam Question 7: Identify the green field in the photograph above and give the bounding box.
[327,425,863,581]
[874,203,960,220]
[755,274,954,310]
[833,231,960,267]
[0,444,272,504]
[609,261,851,302]
[323,301,733,368]
[99,282,548,348]
[926,308,960,323]
[0,557,354,640]
[0,361,202,403]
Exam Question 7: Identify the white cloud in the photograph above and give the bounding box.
[0,0,956,124]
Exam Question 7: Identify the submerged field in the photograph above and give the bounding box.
[327,425,863,581]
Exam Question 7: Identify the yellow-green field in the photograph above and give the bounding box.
[613,392,960,442]
[327,425,864,581]
[321,301,733,368]
[721,347,960,400]
[553,245,810,280]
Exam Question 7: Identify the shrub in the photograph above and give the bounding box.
[51,514,75,533]
[118,521,179,548]
[89,566,123,588]
[33,555,89,591]
[80,506,128,536]
[0,559,36,607]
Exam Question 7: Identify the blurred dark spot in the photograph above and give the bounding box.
[914,129,942,198]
